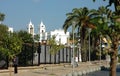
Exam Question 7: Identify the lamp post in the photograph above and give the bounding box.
[88,28,91,62]
[100,35,102,65]
[31,27,35,65]
[38,41,41,65]
[72,21,76,72]
[32,37,35,66]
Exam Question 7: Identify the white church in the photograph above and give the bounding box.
[27,20,70,45]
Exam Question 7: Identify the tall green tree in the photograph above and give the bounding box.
[17,30,33,43]
[93,0,120,15]
[48,36,64,62]
[0,24,8,62]
[90,6,112,60]
[63,7,98,61]
[17,30,35,66]
[98,12,120,76]
[0,32,22,60]
[95,5,119,76]
[0,31,22,76]
[0,24,8,41]
[0,14,22,76]
[0,18,22,61]
[47,35,64,75]
[92,1,120,76]
[63,7,97,33]
[48,36,64,55]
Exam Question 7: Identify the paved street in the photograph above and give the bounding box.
[0,61,114,76]
[84,65,120,76]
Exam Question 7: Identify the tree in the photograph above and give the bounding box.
[0,32,22,76]
[0,32,22,60]
[0,24,9,68]
[93,0,120,15]
[47,36,64,75]
[0,14,22,76]
[48,36,64,62]
[63,7,96,33]
[99,13,120,76]
[90,6,112,60]
[92,1,120,76]
[0,22,22,62]
[101,15,120,76]
[0,24,8,42]
[63,7,98,61]
[95,6,119,76]
[17,30,34,43]
[0,13,5,23]
[17,30,35,66]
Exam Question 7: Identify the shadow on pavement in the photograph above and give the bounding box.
[101,65,120,73]
[116,67,120,72]
[101,66,110,71]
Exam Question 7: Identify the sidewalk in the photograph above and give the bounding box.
[0,61,109,76]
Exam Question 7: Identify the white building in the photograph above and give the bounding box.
[27,20,34,37]
[27,20,70,45]
[38,21,48,42]
[50,29,69,45]
[8,27,13,33]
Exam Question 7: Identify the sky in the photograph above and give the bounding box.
[0,0,114,33]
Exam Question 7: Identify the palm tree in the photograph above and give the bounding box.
[63,7,98,61]
[114,0,120,15]
[95,6,120,76]
[107,16,120,76]
[93,0,120,15]
[63,7,96,32]
[89,6,112,60]
[99,13,120,76]
[93,1,120,76]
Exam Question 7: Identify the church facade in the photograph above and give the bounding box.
[27,20,70,45]
[27,20,34,37]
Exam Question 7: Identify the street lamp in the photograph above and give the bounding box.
[72,21,76,72]
[88,28,91,62]
[38,41,41,65]
[77,43,82,62]
[100,35,102,65]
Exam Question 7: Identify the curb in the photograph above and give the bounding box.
[0,63,69,73]
[64,66,101,76]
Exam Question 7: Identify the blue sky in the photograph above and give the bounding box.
[0,0,114,32]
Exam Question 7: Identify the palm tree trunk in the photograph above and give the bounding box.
[110,53,117,76]
[80,27,87,62]
[109,36,119,76]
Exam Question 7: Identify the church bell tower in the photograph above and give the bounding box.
[39,21,46,42]
[27,20,34,37]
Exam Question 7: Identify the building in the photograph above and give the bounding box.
[38,21,48,42]
[27,20,34,37]
[27,20,70,45]
[8,27,13,33]
[50,29,69,45]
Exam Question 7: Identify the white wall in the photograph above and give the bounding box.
[8,27,13,33]
[50,29,69,45]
